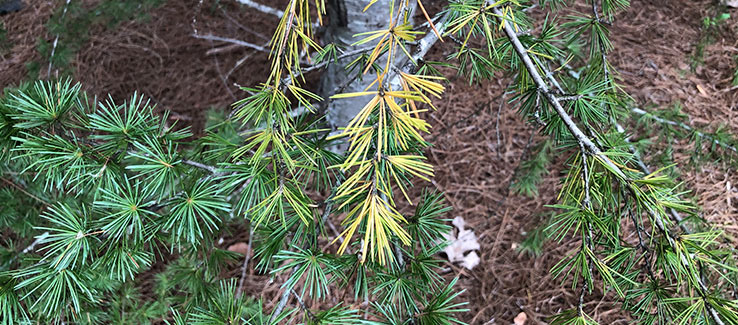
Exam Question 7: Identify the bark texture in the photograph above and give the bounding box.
[321,0,413,129]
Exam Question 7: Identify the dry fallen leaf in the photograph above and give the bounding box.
[441,216,481,270]
[514,312,527,325]
[227,242,249,255]
[696,84,708,97]
[722,0,738,8]
[728,181,732,208]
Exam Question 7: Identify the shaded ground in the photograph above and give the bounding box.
[1,0,283,132]
[2,0,737,324]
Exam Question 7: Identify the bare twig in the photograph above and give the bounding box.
[291,289,318,321]
[233,0,284,18]
[226,41,271,80]
[191,34,270,53]
[591,1,610,81]
[1,232,50,269]
[192,10,238,102]
[270,265,299,322]
[1,177,48,204]
[182,159,221,175]
[495,90,512,159]
[236,226,255,298]
[47,0,72,79]
[220,8,270,41]
[630,107,738,154]
[629,211,657,281]
[559,95,583,102]
[205,44,244,56]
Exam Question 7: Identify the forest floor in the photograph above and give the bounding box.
[1,0,737,324]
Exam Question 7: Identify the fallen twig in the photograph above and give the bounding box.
[47,0,72,78]
[191,34,269,53]
[236,226,255,298]
[234,0,283,18]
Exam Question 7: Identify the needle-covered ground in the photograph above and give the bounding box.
[1,0,736,323]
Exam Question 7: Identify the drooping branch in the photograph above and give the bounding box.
[491,4,726,324]
[236,226,254,298]
[490,6,624,179]
[591,0,610,82]
[631,107,738,154]
[577,144,596,317]
[269,178,341,321]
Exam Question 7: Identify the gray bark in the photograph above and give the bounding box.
[0,0,23,15]
[321,0,414,129]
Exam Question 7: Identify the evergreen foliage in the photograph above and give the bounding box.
[1,0,738,324]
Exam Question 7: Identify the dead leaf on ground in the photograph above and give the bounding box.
[227,242,249,255]
[722,0,738,8]
[514,312,527,325]
[441,216,481,270]
[696,84,708,97]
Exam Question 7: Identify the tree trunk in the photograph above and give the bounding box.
[321,0,414,129]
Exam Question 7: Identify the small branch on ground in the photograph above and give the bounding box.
[191,34,270,53]
[236,225,254,298]
[47,0,72,78]
[233,0,284,18]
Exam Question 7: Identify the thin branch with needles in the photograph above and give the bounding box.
[491,4,726,323]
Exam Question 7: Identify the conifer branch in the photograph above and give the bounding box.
[236,226,254,298]
[391,13,448,80]
[576,143,595,317]
[630,107,738,154]
[0,177,48,204]
[8,0,737,323]
[492,4,727,324]
[591,0,610,81]
[491,6,624,179]
[182,159,220,175]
